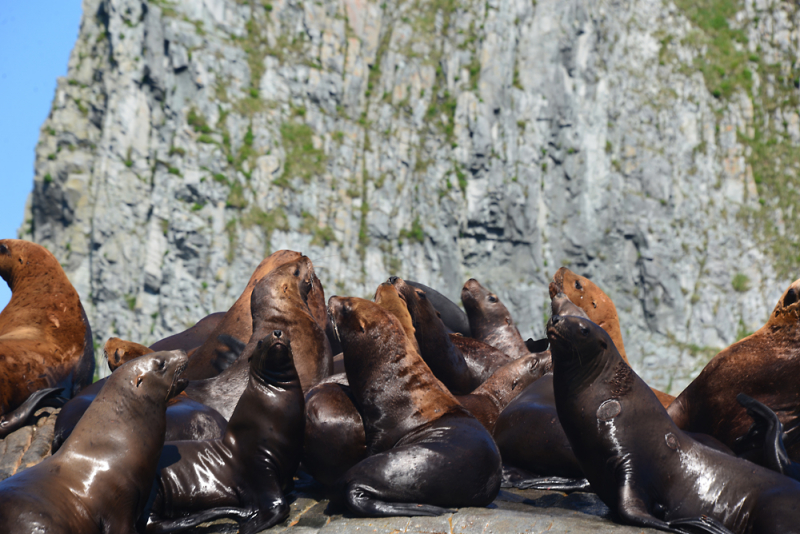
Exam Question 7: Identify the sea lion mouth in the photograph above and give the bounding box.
[167,359,188,401]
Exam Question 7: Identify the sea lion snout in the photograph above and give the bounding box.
[273,330,282,338]
[551,292,590,320]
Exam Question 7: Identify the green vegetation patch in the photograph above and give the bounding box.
[731,272,750,292]
[279,122,326,184]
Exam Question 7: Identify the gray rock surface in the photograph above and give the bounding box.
[19,0,800,392]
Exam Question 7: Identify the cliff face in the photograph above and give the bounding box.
[22,0,800,387]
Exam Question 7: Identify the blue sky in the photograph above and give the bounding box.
[0,1,83,308]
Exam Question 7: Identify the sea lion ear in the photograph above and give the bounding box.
[0,244,8,255]
[135,374,145,387]
[359,319,366,333]
[599,338,608,350]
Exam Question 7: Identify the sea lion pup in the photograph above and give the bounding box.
[461,278,531,359]
[0,350,187,533]
[181,250,303,380]
[52,341,228,451]
[404,280,471,336]
[389,276,509,393]
[550,267,675,408]
[329,296,501,516]
[0,239,95,437]
[668,278,800,459]
[184,256,332,419]
[548,314,800,534]
[146,331,303,534]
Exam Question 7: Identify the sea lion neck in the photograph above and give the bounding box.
[547,316,617,396]
[251,336,297,387]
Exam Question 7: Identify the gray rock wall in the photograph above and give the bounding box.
[21,0,800,389]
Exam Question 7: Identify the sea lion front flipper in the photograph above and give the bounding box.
[668,516,735,534]
[616,482,674,532]
[211,334,246,372]
[512,476,590,492]
[736,393,800,481]
[0,387,64,439]
[239,498,290,534]
[346,484,453,517]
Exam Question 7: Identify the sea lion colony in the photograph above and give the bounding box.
[0,238,799,533]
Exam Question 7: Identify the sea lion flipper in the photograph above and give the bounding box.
[146,507,252,534]
[667,516,735,534]
[507,475,590,492]
[0,387,64,439]
[524,337,549,353]
[345,484,452,517]
[736,393,800,480]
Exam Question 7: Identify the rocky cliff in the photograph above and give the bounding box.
[21,0,800,388]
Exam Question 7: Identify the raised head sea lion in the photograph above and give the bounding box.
[461,278,530,359]
[329,296,501,516]
[180,250,302,380]
[0,350,187,533]
[550,267,675,408]
[147,330,304,534]
[0,239,95,437]
[390,277,490,394]
[668,278,800,458]
[548,313,800,533]
[404,280,471,336]
[373,282,420,353]
[184,256,332,419]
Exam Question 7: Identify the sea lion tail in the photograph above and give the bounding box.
[345,483,453,517]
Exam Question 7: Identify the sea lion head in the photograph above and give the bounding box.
[104,337,153,372]
[770,278,800,325]
[328,296,406,351]
[113,349,189,404]
[387,276,441,330]
[0,239,43,286]
[253,256,315,308]
[550,292,590,320]
[461,279,513,333]
[547,314,612,380]
[374,282,419,350]
[251,329,296,381]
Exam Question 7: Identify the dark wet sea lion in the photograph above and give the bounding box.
[390,277,483,394]
[736,393,800,481]
[329,296,501,516]
[184,256,332,419]
[669,278,800,458]
[149,311,226,353]
[0,350,187,533]
[0,239,95,436]
[181,250,303,380]
[147,330,304,534]
[548,313,800,533]
[550,267,675,408]
[461,278,530,359]
[404,280,471,336]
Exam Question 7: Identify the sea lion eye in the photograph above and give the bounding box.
[575,280,583,291]
[488,295,498,303]
[580,325,589,336]
[0,244,7,255]
[416,290,426,300]
[157,358,166,370]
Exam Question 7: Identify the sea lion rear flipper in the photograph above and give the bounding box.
[668,516,735,534]
[0,387,65,439]
[736,393,800,481]
[146,507,252,534]
[346,484,453,517]
[524,338,549,353]
[211,334,246,372]
[510,475,590,492]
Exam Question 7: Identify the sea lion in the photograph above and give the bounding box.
[548,313,800,533]
[550,267,675,407]
[106,334,242,374]
[373,282,420,353]
[329,296,501,516]
[105,337,152,372]
[0,350,187,533]
[404,280,471,336]
[0,239,95,436]
[668,278,800,457]
[184,256,332,419]
[390,277,504,393]
[736,393,800,481]
[461,278,530,359]
[181,250,303,380]
[146,330,304,534]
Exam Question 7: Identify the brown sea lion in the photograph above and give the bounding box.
[373,282,420,352]
[105,337,152,372]
[461,278,530,359]
[390,276,505,393]
[0,239,95,437]
[181,250,302,380]
[548,313,800,533]
[184,256,332,419]
[550,267,675,408]
[0,350,187,533]
[668,278,800,458]
[147,330,304,534]
[329,296,501,516]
